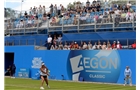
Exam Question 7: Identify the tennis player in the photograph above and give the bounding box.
[124,66,132,86]
[40,62,50,89]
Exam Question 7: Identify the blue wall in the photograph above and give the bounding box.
[5,46,136,84]
[63,31,136,40]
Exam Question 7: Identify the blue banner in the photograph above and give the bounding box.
[5,46,136,84]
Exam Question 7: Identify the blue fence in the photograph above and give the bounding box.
[5,46,136,84]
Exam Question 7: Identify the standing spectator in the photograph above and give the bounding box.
[49,4,53,14]
[124,66,132,86]
[112,41,117,50]
[42,6,46,15]
[127,1,132,9]
[47,35,52,50]
[29,7,33,16]
[131,41,136,49]
[116,41,122,49]
[54,4,57,16]
[38,5,42,15]
[57,4,62,16]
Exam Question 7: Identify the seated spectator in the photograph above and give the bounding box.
[112,41,117,50]
[70,42,75,50]
[65,14,70,20]
[63,42,68,50]
[34,17,39,27]
[121,11,126,22]
[74,42,79,50]
[102,42,106,50]
[94,14,99,22]
[7,20,12,29]
[86,0,90,7]
[97,0,101,4]
[50,17,56,26]
[55,15,60,25]
[27,18,32,27]
[116,41,122,49]
[88,41,92,50]
[97,14,103,23]
[106,44,112,50]
[57,34,62,43]
[107,41,111,48]
[17,19,24,28]
[92,0,97,5]
[126,10,131,22]
[42,13,47,22]
[103,12,108,23]
[92,42,98,50]
[97,41,102,49]
[73,15,78,25]
[59,42,63,50]
[79,14,86,24]
[83,42,88,50]
[131,41,136,49]
[96,4,101,11]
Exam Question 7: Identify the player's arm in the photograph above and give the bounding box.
[45,67,50,76]
[40,68,46,74]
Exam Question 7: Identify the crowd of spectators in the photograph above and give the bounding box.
[5,0,136,29]
[45,34,136,50]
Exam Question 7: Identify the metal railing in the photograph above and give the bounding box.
[4,16,136,35]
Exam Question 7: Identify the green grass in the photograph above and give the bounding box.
[5,78,136,90]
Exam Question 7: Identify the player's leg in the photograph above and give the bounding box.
[124,76,128,86]
[129,77,132,86]
[44,76,50,88]
[40,76,45,89]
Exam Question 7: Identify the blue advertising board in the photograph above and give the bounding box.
[5,46,136,84]
[17,68,30,78]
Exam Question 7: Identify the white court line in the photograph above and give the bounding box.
[85,70,111,73]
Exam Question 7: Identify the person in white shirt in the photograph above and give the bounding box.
[92,42,97,50]
[88,41,92,50]
[27,18,32,27]
[57,4,62,15]
[124,66,132,86]
[83,42,87,50]
[47,35,52,50]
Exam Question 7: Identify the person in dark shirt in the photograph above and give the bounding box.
[11,64,16,78]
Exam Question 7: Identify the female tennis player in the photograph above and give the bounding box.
[40,62,50,89]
